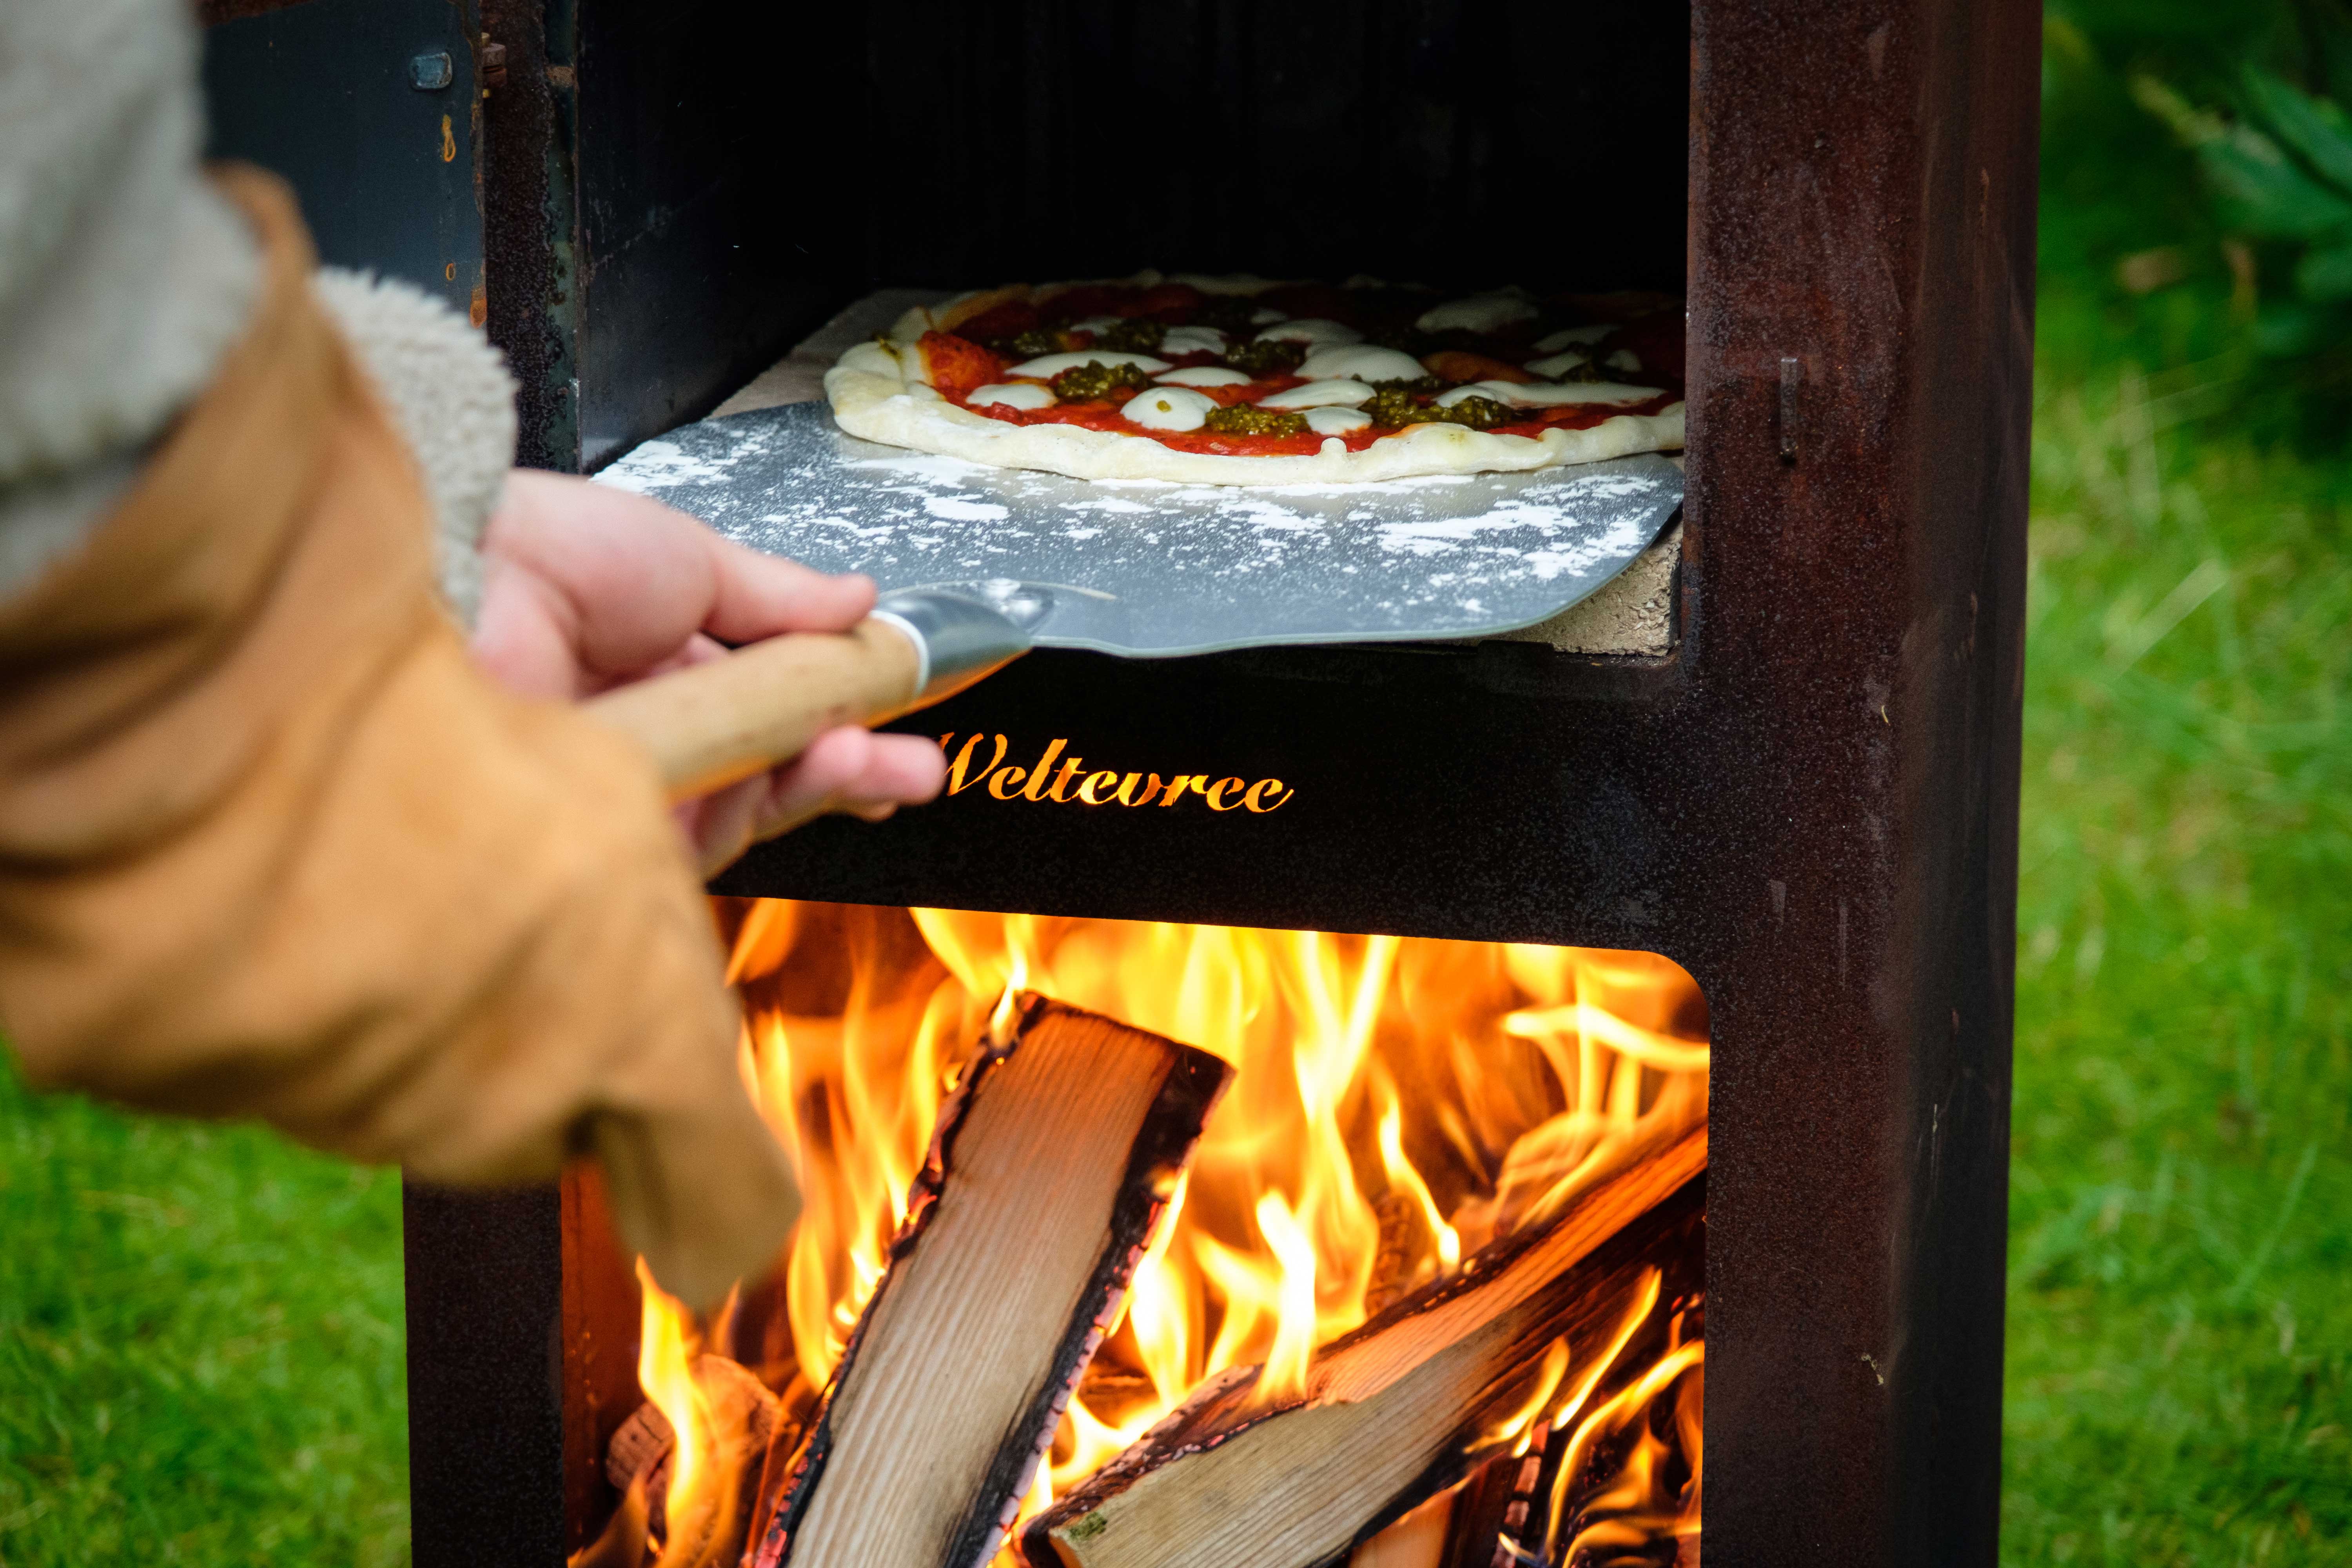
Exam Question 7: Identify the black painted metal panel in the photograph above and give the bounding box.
[401,1185,564,1568]
[833,2,1688,294]
[202,0,485,319]
[569,3,864,470]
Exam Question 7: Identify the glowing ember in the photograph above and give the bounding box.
[640,902,1708,1562]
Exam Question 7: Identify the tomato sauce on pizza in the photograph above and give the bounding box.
[909,281,1683,460]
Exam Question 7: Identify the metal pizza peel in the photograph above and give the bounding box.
[600,398,1682,655]
[583,398,1683,800]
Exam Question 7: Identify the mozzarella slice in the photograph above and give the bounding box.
[1304,406,1371,435]
[1295,344,1427,383]
[1606,348,1644,373]
[1250,305,1290,324]
[1070,315,1125,334]
[1258,379,1376,409]
[1121,385,1218,431]
[1158,325,1229,356]
[1416,292,1539,333]
[1256,318,1362,345]
[967,382,1056,410]
[1523,349,1592,379]
[1533,323,1615,351]
[1006,349,1172,377]
[1156,365,1253,387]
[1434,379,1662,409]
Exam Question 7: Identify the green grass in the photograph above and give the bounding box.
[0,1079,408,1565]
[2002,358,2352,1563]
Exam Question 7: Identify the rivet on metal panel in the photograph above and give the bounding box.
[479,36,509,91]
[1778,355,1802,464]
[409,51,454,91]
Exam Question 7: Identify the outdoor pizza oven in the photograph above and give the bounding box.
[200,2,2037,1565]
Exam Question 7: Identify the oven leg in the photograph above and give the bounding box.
[402,1181,566,1567]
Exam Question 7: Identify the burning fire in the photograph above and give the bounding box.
[631,902,1708,1566]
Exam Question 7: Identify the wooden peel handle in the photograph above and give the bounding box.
[585,619,922,800]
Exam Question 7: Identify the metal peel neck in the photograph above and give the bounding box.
[870,588,1034,701]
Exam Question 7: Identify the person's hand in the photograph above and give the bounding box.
[472,469,946,873]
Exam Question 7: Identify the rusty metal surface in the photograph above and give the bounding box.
[413,3,2034,1564]
[475,0,573,470]
[1681,4,2038,1562]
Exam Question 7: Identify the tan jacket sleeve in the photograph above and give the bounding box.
[0,168,793,1311]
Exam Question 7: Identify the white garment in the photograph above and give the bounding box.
[0,0,516,618]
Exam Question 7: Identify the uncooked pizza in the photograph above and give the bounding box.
[823,272,1684,485]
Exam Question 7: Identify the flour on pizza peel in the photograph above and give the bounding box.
[822,273,1685,485]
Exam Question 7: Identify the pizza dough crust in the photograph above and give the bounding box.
[822,276,1686,486]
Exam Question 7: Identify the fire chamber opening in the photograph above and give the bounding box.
[609,902,1707,1568]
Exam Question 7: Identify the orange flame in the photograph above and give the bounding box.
[635,1263,714,1566]
[1546,1328,1707,1560]
[680,903,1706,1559]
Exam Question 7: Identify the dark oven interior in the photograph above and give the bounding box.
[202,3,2037,1566]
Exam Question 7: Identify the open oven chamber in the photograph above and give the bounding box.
[200,2,2038,1564]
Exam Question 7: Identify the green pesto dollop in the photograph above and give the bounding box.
[1365,388,1518,430]
[1050,361,1155,402]
[1431,394,1517,430]
[1096,318,1167,353]
[1221,339,1307,377]
[1370,374,1448,396]
[1202,403,1308,437]
[985,328,1064,359]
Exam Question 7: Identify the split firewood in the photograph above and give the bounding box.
[606,1399,675,1495]
[659,1356,779,1568]
[750,993,1232,1568]
[578,1354,776,1568]
[1437,1426,1560,1568]
[1348,1488,1455,1568]
[1023,1124,1706,1568]
[1439,1257,1700,1568]
[1362,1192,1419,1318]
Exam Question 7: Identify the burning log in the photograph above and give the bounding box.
[751,993,1232,1568]
[1022,1125,1706,1568]
[1439,1258,1701,1568]
[1350,1489,1457,1568]
[1440,1441,1555,1568]
[572,1354,777,1568]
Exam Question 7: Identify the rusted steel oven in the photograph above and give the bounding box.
[203,2,2037,1564]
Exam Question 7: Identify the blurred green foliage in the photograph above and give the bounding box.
[2021,9,2352,1564]
[2045,0,2352,432]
